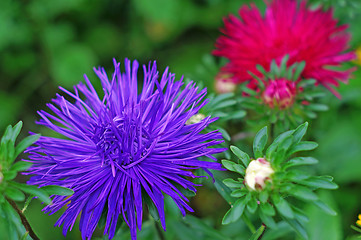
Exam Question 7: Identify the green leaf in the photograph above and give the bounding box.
[247,197,258,213]
[184,215,228,240]
[289,141,318,155]
[214,177,236,205]
[8,181,51,205]
[259,210,277,229]
[307,104,329,112]
[230,146,250,167]
[272,194,294,219]
[312,200,337,216]
[222,197,246,224]
[249,225,265,240]
[3,171,17,181]
[260,202,276,216]
[289,186,318,201]
[284,218,308,240]
[221,160,236,171]
[4,187,25,202]
[293,61,306,81]
[266,130,294,160]
[292,122,308,144]
[10,161,33,172]
[223,178,243,188]
[253,126,268,158]
[286,170,311,182]
[10,121,23,143]
[300,176,338,190]
[284,157,318,169]
[15,134,40,158]
[41,185,74,196]
[230,188,248,198]
[144,194,160,221]
[259,191,269,203]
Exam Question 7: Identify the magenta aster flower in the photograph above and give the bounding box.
[213,0,356,97]
[26,59,225,240]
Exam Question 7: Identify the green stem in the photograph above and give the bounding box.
[6,197,40,240]
[242,214,256,233]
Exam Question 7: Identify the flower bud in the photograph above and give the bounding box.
[262,79,297,109]
[215,72,236,94]
[245,158,274,190]
[186,113,206,125]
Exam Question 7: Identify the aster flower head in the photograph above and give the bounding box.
[26,59,225,240]
[214,0,356,97]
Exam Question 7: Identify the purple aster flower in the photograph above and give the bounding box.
[26,59,225,240]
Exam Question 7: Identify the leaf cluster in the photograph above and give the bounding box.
[0,121,73,240]
[220,122,338,240]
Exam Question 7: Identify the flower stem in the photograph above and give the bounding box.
[5,197,40,240]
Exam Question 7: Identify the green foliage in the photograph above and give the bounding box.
[220,123,338,239]
[0,121,73,239]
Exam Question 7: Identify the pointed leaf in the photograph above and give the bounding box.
[253,126,268,158]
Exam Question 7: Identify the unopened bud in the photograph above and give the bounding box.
[262,79,297,109]
[215,72,237,94]
[245,158,274,190]
[186,113,206,125]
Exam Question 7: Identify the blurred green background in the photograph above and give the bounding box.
[1,0,361,239]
